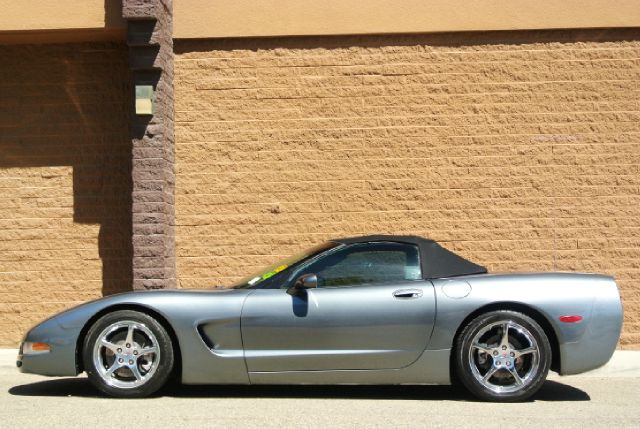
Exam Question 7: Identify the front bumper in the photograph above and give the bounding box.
[16,344,23,369]
[17,317,80,377]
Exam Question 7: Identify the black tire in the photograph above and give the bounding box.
[82,310,174,398]
[454,310,551,402]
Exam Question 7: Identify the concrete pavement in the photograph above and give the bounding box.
[2,350,639,429]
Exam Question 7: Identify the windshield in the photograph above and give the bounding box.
[231,241,338,289]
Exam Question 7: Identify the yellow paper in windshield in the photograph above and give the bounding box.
[261,264,288,280]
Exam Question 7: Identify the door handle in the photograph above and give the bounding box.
[393,289,423,299]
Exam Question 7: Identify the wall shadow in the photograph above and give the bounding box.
[0,42,133,297]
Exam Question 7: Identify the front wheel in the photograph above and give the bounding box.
[82,310,174,398]
[454,310,551,402]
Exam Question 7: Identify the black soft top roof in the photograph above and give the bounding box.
[331,235,487,279]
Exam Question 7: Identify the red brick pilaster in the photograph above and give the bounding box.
[123,0,175,289]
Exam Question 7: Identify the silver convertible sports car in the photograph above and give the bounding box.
[18,235,623,402]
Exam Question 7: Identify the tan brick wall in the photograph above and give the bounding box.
[0,43,132,346]
[174,29,640,348]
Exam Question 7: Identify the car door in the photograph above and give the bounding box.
[240,242,436,372]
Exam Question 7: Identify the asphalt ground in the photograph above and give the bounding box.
[2,350,639,429]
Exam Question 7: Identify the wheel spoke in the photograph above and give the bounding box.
[482,366,499,382]
[507,366,524,386]
[100,338,119,353]
[130,364,143,381]
[125,324,135,346]
[500,322,510,348]
[472,343,494,356]
[513,346,538,358]
[105,360,122,377]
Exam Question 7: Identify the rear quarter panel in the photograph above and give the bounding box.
[429,272,622,374]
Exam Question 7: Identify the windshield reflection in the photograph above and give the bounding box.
[231,241,338,289]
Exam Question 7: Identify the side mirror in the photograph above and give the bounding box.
[287,273,318,295]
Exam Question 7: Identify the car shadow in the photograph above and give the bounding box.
[9,379,589,402]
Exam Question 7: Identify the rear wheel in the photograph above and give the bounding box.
[455,310,551,402]
[82,310,174,398]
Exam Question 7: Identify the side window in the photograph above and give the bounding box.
[293,242,421,287]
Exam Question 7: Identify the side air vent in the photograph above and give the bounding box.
[196,324,215,349]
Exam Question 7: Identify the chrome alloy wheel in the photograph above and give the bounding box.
[468,320,540,394]
[92,320,160,389]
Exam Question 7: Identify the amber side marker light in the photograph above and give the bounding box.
[559,315,583,323]
[22,342,51,355]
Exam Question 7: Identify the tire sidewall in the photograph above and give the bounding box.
[455,310,552,402]
[82,310,174,398]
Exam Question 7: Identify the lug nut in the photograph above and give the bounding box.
[118,358,123,363]
[117,348,122,353]
[493,351,498,356]
[510,352,515,357]
[129,360,134,365]
[126,343,131,348]
[502,345,507,350]
[133,350,138,355]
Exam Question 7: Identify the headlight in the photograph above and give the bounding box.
[21,342,51,355]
